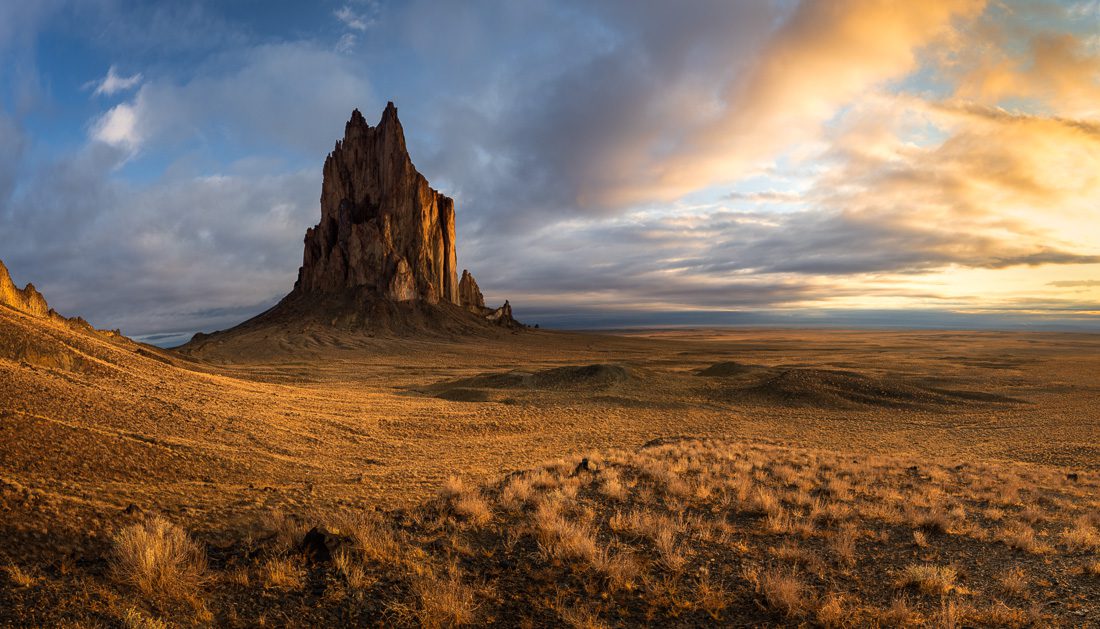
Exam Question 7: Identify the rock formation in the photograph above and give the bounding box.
[289,103,516,326]
[0,258,111,337]
[0,260,51,318]
[458,269,485,313]
[295,103,459,304]
[180,102,521,352]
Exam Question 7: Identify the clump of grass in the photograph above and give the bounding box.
[410,564,479,628]
[453,492,493,526]
[558,603,608,629]
[654,525,686,572]
[333,550,375,590]
[439,475,467,500]
[261,557,303,589]
[501,474,533,509]
[534,500,599,563]
[998,566,1028,597]
[898,563,956,596]
[600,468,627,500]
[110,516,207,600]
[694,573,729,619]
[121,607,170,629]
[759,566,806,617]
[3,564,36,588]
[879,597,917,625]
[1061,517,1100,551]
[829,526,857,566]
[328,511,400,566]
[996,523,1053,554]
[816,593,846,627]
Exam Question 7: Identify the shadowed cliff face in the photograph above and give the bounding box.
[295,103,460,305]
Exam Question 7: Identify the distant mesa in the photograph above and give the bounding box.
[184,102,520,348]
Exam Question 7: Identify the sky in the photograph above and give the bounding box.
[0,0,1098,345]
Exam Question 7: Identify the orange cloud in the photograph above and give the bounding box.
[582,0,986,207]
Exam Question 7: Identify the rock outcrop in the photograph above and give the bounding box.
[294,103,459,305]
[288,103,516,327]
[458,269,485,313]
[486,300,514,324]
[180,103,521,352]
[0,258,118,342]
[0,260,50,318]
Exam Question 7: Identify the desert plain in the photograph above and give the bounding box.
[2,303,1099,626]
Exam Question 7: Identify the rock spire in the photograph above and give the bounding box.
[294,102,460,305]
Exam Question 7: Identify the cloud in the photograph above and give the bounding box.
[88,65,143,96]
[725,190,804,204]
[335,33,357,54]
[1048,279,1100,288]
[94,42,372,156]
[0,113,25,212]
[0,142,319,336]
[91,102,141,151]
[335,5,373,32]
[949,4,1100,117]
[576,0,986,207]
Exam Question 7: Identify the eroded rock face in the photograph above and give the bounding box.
[0,260,50,318]
[458,269,485,313]
[294,103,459,305]
[486,300,514,324]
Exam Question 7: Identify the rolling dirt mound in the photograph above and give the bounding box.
[700,362,1021,410]
[696,361,768,377]
[530,364,632,389]
[745,368,950,409]
[427,363,633,401]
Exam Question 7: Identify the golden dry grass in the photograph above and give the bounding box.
[109,517,207,602]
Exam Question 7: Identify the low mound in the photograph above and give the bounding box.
[427,363,632,401]
[746,368,945,409]
[697,361,768,377]
[433,387,492,402]
[701,363,1020,410]
[529,364,632,389]
[9,439,1094,626]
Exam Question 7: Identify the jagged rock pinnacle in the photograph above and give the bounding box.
[295,103,459,305]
